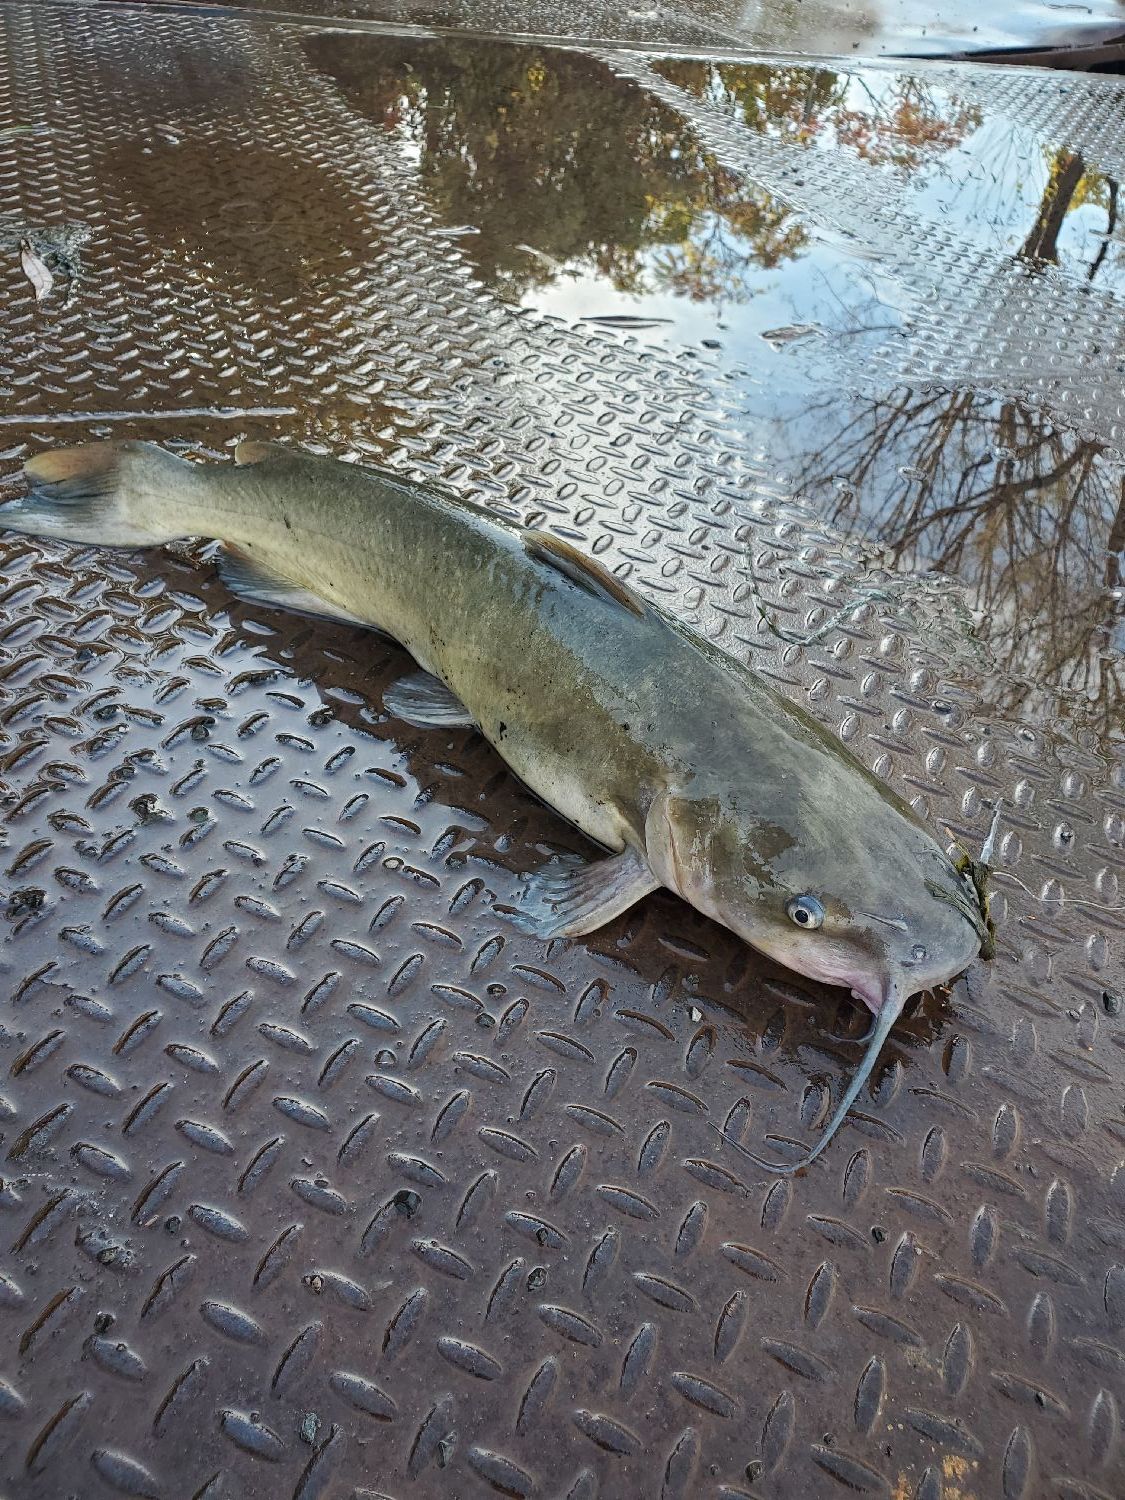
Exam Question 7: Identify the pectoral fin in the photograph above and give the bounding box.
[383,670,475,728]
[504,847,659,938]
[217,547,370,627]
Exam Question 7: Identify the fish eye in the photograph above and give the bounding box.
[911,943,927,962]
[786,894,824,930]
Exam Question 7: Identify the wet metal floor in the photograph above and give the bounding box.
[0,4,1124,1499]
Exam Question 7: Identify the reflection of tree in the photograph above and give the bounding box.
[303,41,985,309]
[833,82,983,171]
[1016,146,1119,280]
[302,35,809,305]
[787,142,1125,733]
[654,61,983,174]
[791,389,1123,731]
[655,60,843,145]
[1021,149,1087,263]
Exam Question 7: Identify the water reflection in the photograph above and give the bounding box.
[653,60,984,171]
[304,39,1011,330]
[784,391,1124,731]
[1024,148,1118,279]
[303,35,817,313]
[302,34,1124,724]
[304,36,1125,346]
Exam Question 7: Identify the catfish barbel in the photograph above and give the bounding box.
[2,440,997,1169]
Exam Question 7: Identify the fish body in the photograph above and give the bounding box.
[3,440,991,1167]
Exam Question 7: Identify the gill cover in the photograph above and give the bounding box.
[930,802,1003,961]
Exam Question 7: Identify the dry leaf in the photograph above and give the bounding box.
[19,240,53,302]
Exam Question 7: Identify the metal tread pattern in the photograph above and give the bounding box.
[603,51,1125,455]
[0,7,1121,1500]
[119,0,743,48]
[55,0,1125,60]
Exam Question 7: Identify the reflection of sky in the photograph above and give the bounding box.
[662,65,1121,288]
[515,61,1123,375]
[883,110,1115,274]
[1058,200,1118,278]
[520,214,908,373]
[814,76,1121,287]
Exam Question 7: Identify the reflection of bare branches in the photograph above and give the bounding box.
[1089,179,1119,284]
[791,388,1123,733]
[1108,481,1125,591]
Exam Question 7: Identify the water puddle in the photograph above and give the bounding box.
[658,58,1125,293]
[304,37,914,366]
[303,30,1124,731]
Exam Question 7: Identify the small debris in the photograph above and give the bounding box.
[2,216,90,304]
[298,1411,321,1445]
[19,241,53,301]
[761,323,826,347]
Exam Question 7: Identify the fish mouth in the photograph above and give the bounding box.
[769,943,900,1017]
[754,919,978,1018]
[849,930,980,1016]
[848,973,900,1016]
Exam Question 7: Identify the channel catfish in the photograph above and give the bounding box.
[2,440,996,1169]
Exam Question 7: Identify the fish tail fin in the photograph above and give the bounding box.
[4,441,198,547]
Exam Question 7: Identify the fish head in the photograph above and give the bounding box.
[767,859,985,1017]
[654,790,986,1015]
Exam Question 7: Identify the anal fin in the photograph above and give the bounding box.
[217,547,370,628]
[503,846,659,939]
[384,670,475,728]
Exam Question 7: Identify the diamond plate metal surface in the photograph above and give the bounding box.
[605,53,1125,451]
[0,8,1122,1500]
[79,0,1125,61]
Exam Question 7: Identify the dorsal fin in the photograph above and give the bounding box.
[524,532,645,618]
